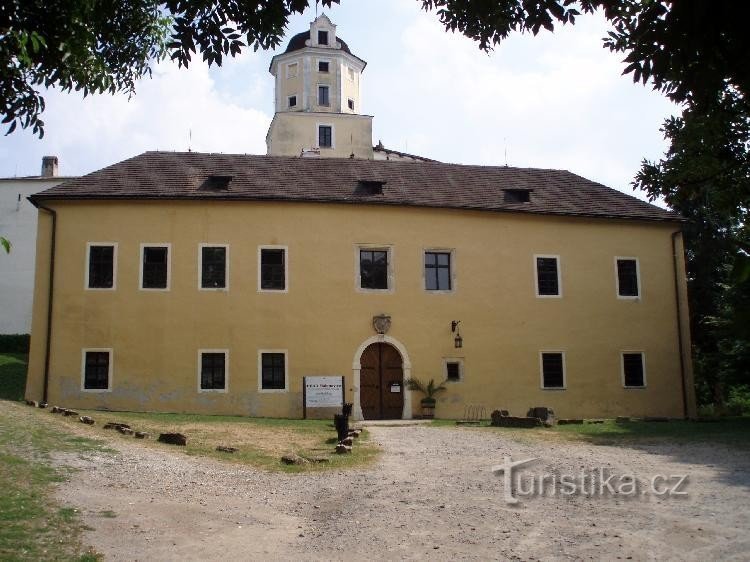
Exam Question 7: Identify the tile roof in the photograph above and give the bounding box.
[30,151,681,222]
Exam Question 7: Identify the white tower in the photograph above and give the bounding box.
[266,14,373,159]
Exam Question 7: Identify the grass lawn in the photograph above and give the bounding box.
[433,417,750,447]
[0,353,28,402]
[49,408,379,473]
[0,398,109,561]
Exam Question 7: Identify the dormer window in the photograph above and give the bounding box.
[199,175,232,191]
[357,180,386,195]
[504,189,531,203]
[318,61,329,73]
[318,30,328,45]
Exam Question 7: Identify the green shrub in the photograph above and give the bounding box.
[727,385,750,416]
[0,334,30,354]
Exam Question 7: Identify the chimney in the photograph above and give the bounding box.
[41,156,58,177]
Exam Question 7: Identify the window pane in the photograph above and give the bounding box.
[201,352,225,390]
[261,249,285,290]
[318,86,329,106]
[425,252,451,290]
[542,353,564,388]
[201,247,226,288]
[360,250,388,289]
[446,362,460,381]
[319,125,332,147]
[84,351,109,389]
[261,353,285,390]
[617,259,639,297]
[88,245,114,288]
[318,30,328,45]
[438,268,451,290]
[623,353,644,387]
[142,246,168,289]
[536,257,559,296]
[318,61,329,72]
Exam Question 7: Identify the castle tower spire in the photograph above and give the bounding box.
[266,14,373,158]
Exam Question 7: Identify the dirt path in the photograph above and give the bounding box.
[56,425,750,561]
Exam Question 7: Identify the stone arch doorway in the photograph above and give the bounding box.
[352,336,412,420]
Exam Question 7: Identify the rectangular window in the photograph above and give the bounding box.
[286,62,298,78]
[540,352,565,389]
[200,245,228,289]
[347,67,355,81]
[318,61,329,72]
[83,350,111,391]
[318,85,330,106]
[140,244,170,290]
[260,247,287,291]
[318,30,328,45]
[347,98,354,110]
[616,258,640,298]
[200,351,227,391]
[445,361,462,382]
[425,251,452,291]
[535,255,561,297]
[319,125,332,148]
[86,243,116,289]
[360,249,389,290]
[622,352,646,388]
[288,95,297,108]
[261,352,286,391]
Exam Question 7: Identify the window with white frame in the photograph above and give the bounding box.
[616,258,640,298]
[259,246,287,291]
[82,349,112,391]
[318,60,329,73]
[317,30,328,45]
[86,243,117,290]
[534,255,561,297]
[622,352,646,388]
[199,350,227,391]
[358,247,391,291]
[140,244,170,290]
[199,244,228,289]
[259,351,288,391]
[540,352,566,389]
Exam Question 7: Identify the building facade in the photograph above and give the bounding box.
[24,153,696,420]
[0,156,72,334]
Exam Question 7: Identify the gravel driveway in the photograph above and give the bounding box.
[56,424,750,561]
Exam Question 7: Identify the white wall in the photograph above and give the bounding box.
[0,177,67,333]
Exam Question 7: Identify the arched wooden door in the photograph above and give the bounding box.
[360,343,404,420]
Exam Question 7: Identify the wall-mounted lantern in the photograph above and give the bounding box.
[451,320,463,349]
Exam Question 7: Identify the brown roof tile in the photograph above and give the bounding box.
[30,151,681,222]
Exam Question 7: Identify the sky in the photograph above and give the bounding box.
[0,0,678,200]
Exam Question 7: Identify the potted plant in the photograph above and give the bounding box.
[405,378,448,419]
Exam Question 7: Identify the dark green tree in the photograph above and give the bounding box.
[634,90,750,406]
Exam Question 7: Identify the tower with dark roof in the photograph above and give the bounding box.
[266,14,373,159]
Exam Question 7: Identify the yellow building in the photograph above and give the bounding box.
[24,16,696,420]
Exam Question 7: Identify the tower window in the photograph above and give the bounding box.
[347,67,355,81]
[318,85,330,106]
[318,61,329,73]
[286,62,298,78]
[319,125,333,148]
[348,98,355,110]
[318,30,328,45]
[288,95,297,108]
